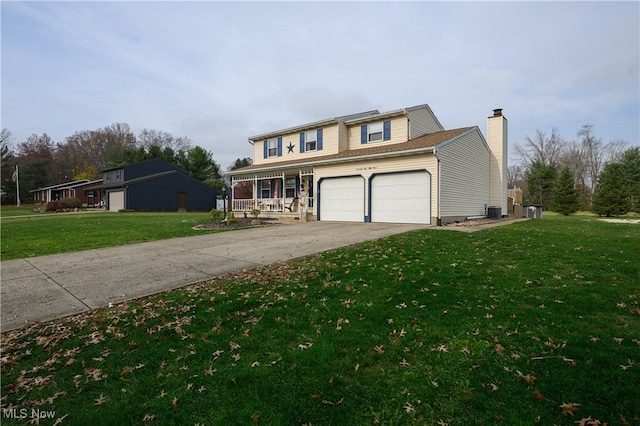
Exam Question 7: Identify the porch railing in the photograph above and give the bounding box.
[232,198,284,212]
[232,198,314,212]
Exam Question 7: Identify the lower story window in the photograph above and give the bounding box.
[285,178,296,198]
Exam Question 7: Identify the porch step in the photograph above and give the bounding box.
[259,212,316,222]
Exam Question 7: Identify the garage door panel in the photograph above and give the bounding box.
[108,191,124,212]
[320,177,364,222]
[371,172,430,224]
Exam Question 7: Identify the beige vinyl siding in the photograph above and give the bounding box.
[437,128,490,219]
[315,153,437,220]
[406,107,445,139]
[338,122,349,153]
[346,116,409,150]
[252,123,341,166]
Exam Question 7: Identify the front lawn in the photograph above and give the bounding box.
[0,211,225,261]
[1,215,639,425]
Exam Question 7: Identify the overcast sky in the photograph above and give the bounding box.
[2,1,638,170]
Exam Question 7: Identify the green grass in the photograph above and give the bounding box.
[0,210,224,261]
[0,204,45,217]
[1,215,639,425]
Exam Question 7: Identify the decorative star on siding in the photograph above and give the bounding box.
[287,142,295,153]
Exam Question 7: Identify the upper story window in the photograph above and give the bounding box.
[263,137,282,158]
[304,131,317,151]
[361,120,391,144]
[115,170,121,180]
[300,129,323,153]
[267,139,278,157]
[105,172,111,182]
[368,122,383,142]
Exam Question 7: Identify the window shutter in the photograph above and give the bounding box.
[361,125,368,144]
[257,180,262,198]
[300,133,305,153]
[317,129,323,151]
[263,140,268,159]
[383,121,391,140]
[277,137,282,157]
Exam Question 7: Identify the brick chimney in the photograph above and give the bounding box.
[487,109,508,215]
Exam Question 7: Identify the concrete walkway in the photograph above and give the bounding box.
[0,219,526,332]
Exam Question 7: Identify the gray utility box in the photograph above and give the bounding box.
[522,204,543,219]
[487,206,502,219]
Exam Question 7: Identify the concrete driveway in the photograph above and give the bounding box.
[1,221,432,332]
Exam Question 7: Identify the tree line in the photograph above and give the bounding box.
[510,124,639,216]
[1,125,252,204]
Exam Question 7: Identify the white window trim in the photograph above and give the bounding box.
[305,131,317,152]
[368,122,383,142]
[285,178,296,198]
[267,138,278,157]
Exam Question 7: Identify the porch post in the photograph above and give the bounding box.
[281,171,285,212]
[253,175,257,202]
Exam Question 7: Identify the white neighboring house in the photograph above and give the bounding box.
[227,104,507,225]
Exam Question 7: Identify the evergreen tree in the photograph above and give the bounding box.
[619,147,640,212]
[592,163,631,216]
[526,161,557,208]
[552,167,581,215]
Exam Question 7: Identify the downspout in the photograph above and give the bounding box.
[434,147,442,226]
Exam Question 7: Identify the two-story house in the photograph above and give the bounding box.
[227,104,507,225]
[85,159,217,212]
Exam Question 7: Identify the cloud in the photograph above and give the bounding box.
[1,1,638,170]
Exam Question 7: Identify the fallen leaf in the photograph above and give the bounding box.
[95,393,107,405]
[52,414,69,426]
[574,416,601,425]
[559,402,580,416]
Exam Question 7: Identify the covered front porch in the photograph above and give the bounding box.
[231,169,315,216]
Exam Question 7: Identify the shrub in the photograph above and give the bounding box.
[250,208,261,219]
[60,197,82,209]
[45,201,63,212]
[210,209,223,220]
[227,213,239,225]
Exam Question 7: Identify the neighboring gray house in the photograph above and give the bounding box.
[86,159,217,212]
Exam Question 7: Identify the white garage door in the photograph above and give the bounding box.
[319,176,364,222]
[371,172,431,224]
[108,191,125,212]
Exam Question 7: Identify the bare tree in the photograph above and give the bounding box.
[514,128,564,168]
[1,128,15,148]
[507,164,525,189]
[138,129,192,152]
